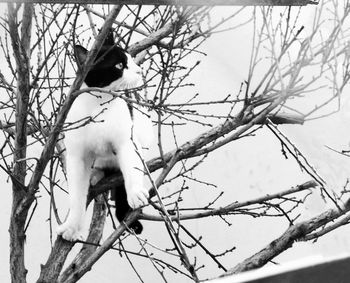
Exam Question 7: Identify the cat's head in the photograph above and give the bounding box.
[75,42,142,90]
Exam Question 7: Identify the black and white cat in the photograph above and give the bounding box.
[57,34,153,241]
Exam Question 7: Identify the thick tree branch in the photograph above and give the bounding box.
[36,240,75,283]
[127,7,198,57]
[37,197,107,283]
[58,211,139,283]
[264,113,304,125]
[222,200,350,276]
[58,194,107,282]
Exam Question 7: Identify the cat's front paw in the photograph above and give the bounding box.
[57,222,83,242]
[127,186,149,209]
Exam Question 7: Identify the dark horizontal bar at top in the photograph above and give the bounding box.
[0,0,318,6]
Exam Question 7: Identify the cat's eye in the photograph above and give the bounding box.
[115,62,124,70]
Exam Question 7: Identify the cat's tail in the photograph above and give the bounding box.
[111,182,143,234]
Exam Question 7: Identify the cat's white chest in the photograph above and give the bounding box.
[65,86,152,162]
[67,90,129,145]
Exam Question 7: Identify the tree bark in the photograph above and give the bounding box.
[7,3,34,283]
[222,200,350,276]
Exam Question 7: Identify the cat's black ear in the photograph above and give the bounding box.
[74,45,88,68]
[103,28,115,46]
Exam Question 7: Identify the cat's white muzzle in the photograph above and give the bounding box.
[110,54,143,90]
[123,68,142,88]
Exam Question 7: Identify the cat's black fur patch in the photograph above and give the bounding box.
[104,169,143,234]
[86,46,127,88]
[75,38,128,88]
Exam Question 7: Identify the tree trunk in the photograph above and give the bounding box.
[7,3,34,283]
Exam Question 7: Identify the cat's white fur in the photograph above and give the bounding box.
[57,53,153,241]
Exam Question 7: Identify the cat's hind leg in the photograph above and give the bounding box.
[113,181,144,234]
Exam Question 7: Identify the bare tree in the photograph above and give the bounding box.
[1,1,350,282]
